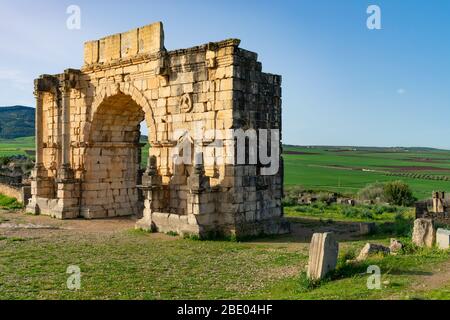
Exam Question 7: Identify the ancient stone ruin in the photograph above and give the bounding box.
[415,191,449,226]
[27,22,289,237]
[0,155,33,203]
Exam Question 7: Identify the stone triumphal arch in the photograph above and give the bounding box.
[27,22,289,237]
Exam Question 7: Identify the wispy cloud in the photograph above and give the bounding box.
[0,69,32,91]
[397,88,406,95]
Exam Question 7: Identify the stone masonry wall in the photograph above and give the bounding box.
[27,22,288,237]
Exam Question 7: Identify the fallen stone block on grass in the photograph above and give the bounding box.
[412,218,435,248]
[436,228,450,250]
[307,232,339,280]
[389,238,403,253]
[356,243,390,261]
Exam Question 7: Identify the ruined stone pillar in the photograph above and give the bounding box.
[432,191,445,213]
[26,87,48,213]
[29,87,48,190]
[57,81,74,181]
[186,152,215,234]
[34,87,44,167]
[51,76,80,219]
[135,156,164,231]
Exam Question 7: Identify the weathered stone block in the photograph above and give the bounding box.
[121,28,139,58]
[436,228,450,250]
[389,238,404,253]
[84,41,99,65]
[307,232,339,280]
[356,243,390,261]
[412,218,436,248]
[138,22,164,54]
[103,33,121,62]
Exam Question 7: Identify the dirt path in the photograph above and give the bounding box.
[411,259,450,292]
[0,209,137,240]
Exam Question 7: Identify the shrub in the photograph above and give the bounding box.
[281,195,297,207]
[357,182,387,202]
[341,206,359,218]
[282,185,306,206]
[0,194,23,210]
[383,181,416,206]
[297,272,323,292]
[311,201,327,211]
[285,185,306,197]
[372,204,399,215]
[358,181,416,207]
[360,209,374,220]
[317,192,331,203]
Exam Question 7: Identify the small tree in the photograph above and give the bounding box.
[383,181,416,206]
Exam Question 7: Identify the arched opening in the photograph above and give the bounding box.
[82,93,149,218]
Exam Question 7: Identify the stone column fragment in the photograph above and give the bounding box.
[432,191,445,213]
[136,156,163,232]
[307,232,339,280]
[57,80,74,181]
[34,87,44,166]
[412,218,436,248]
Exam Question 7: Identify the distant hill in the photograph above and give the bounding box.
[283,144,450,153]
[0,106,35,139]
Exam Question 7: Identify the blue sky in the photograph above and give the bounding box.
[1,0,449,148]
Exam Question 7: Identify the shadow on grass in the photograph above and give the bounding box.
[131,213,414,245]
[386,270,432,276]
[242,217,402,244]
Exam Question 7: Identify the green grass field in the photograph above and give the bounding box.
[284,145,450,200]
[0,136,35,158]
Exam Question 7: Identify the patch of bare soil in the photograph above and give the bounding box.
[0,209,137,240]
[404,157,450,164]
[288,217,369,242]
[411,259,450,292]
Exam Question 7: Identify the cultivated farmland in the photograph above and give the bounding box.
[283,145,450,200]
